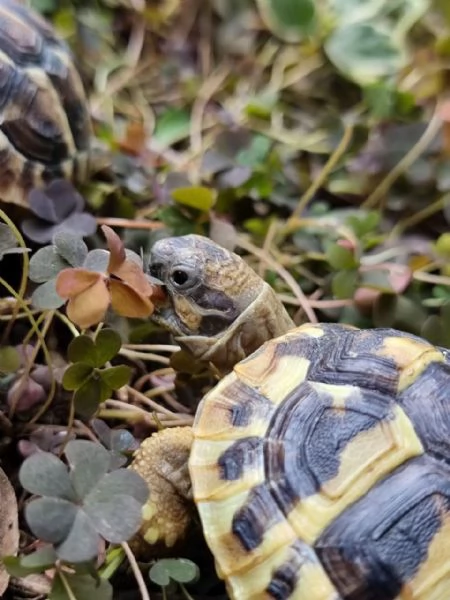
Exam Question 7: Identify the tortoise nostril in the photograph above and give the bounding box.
[149,263,163,281]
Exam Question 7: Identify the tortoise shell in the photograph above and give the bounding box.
[189,322,450,600]
[0,0,91,207]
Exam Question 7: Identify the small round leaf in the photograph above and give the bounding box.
[53,232,88,267]
[149,559,200,587]
[0,346,21,374]
[62,363,93,391]
[54,509,99,563]
[25,497,77,544]
[65,440,111,499]
[94,329,122,365]
[68,336,97,366]
[29,246,68,283]
[99,366,131,390]
[325,22,406,85]
[256,0,316,42]
[19,452,75,500]
[84,494,144,543]
[73,378,103,418]
[31,280,65,310]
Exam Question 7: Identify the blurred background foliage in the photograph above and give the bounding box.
[25,0,450,342]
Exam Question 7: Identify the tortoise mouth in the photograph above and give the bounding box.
[151,299,186,337]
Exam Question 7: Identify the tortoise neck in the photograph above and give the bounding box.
[175,283,294,374]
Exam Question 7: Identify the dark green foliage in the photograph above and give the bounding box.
[62,330,131,417]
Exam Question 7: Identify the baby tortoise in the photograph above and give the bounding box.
[131,233,450,600]
[0,0,91,207]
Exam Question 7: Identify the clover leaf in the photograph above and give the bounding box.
[19,440,149,564]
[62,329,131,417]
[149,558,200,587]
[22,180,97,244]
[0,223,29,260]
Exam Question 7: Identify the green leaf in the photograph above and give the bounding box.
[68,336,97,366]
[149,558,200,587]
[85,469,149,505]
[172,186,217,212]
[84,471,148,542]
[62,363,94,391]
[332,270,358,299]
[53,232,88,267]
[256,0,316,42]
[66,441,112,499]
[244,92,278,119]
[25,497,77,544]
[19,452,76,501]
[325,242,358,270]
[360,269,394,292]
[325,22,406,84]
[31,280,65,310]
[94,329,122,365]
[236,135,271,168]
[329,0,386,24]
[0,346,21,374]
[29,246,69,283]
[346,211,380,239]
[84,493,144,543]
[153,108,191,148]
[0,223,24,259]
[156,206,197,236]
[4,546,57,577]
[436,233,450,257]
[83,249,110,273]
[55,509,99,563]
[99,365,132,390]
[422,315,450,346]
[50,572,112,600]
[73,378,103,418]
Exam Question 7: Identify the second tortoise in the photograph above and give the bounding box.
[131,234,450,600]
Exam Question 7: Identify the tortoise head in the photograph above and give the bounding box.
[149,234,294,373]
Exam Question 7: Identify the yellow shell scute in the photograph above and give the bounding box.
[376,336,445,392]
[189,438,265,501]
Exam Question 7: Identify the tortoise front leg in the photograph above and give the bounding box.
[130,426,194,548]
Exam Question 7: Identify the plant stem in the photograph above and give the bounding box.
[362,105,442,210]
[289,120,355,221]
[121,541,151,600]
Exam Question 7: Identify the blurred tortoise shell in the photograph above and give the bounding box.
[0,0,91,207]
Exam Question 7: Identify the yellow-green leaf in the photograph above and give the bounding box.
[171,186,217,212]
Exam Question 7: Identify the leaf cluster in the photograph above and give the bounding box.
[29,226,160,329]
[18,440,148,564]
[62,329,131,417]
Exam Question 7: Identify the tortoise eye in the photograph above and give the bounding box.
[170,268,195,288]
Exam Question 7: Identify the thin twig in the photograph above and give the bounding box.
[125,386,181,418]
[119,349,171,365]
[236,236,317,323]
[289,120,355,222]
[362,106,442,210]
[121,542,151,600]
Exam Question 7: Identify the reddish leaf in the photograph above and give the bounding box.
[102,226,126,274]
[109,280,154,319]
[119,120,146,156]
[56,269,102,300]
[66,279,110,329]
[113,259,154,297]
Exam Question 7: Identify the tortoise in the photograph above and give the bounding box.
[131,233,450,600]
[0,0,91,208]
